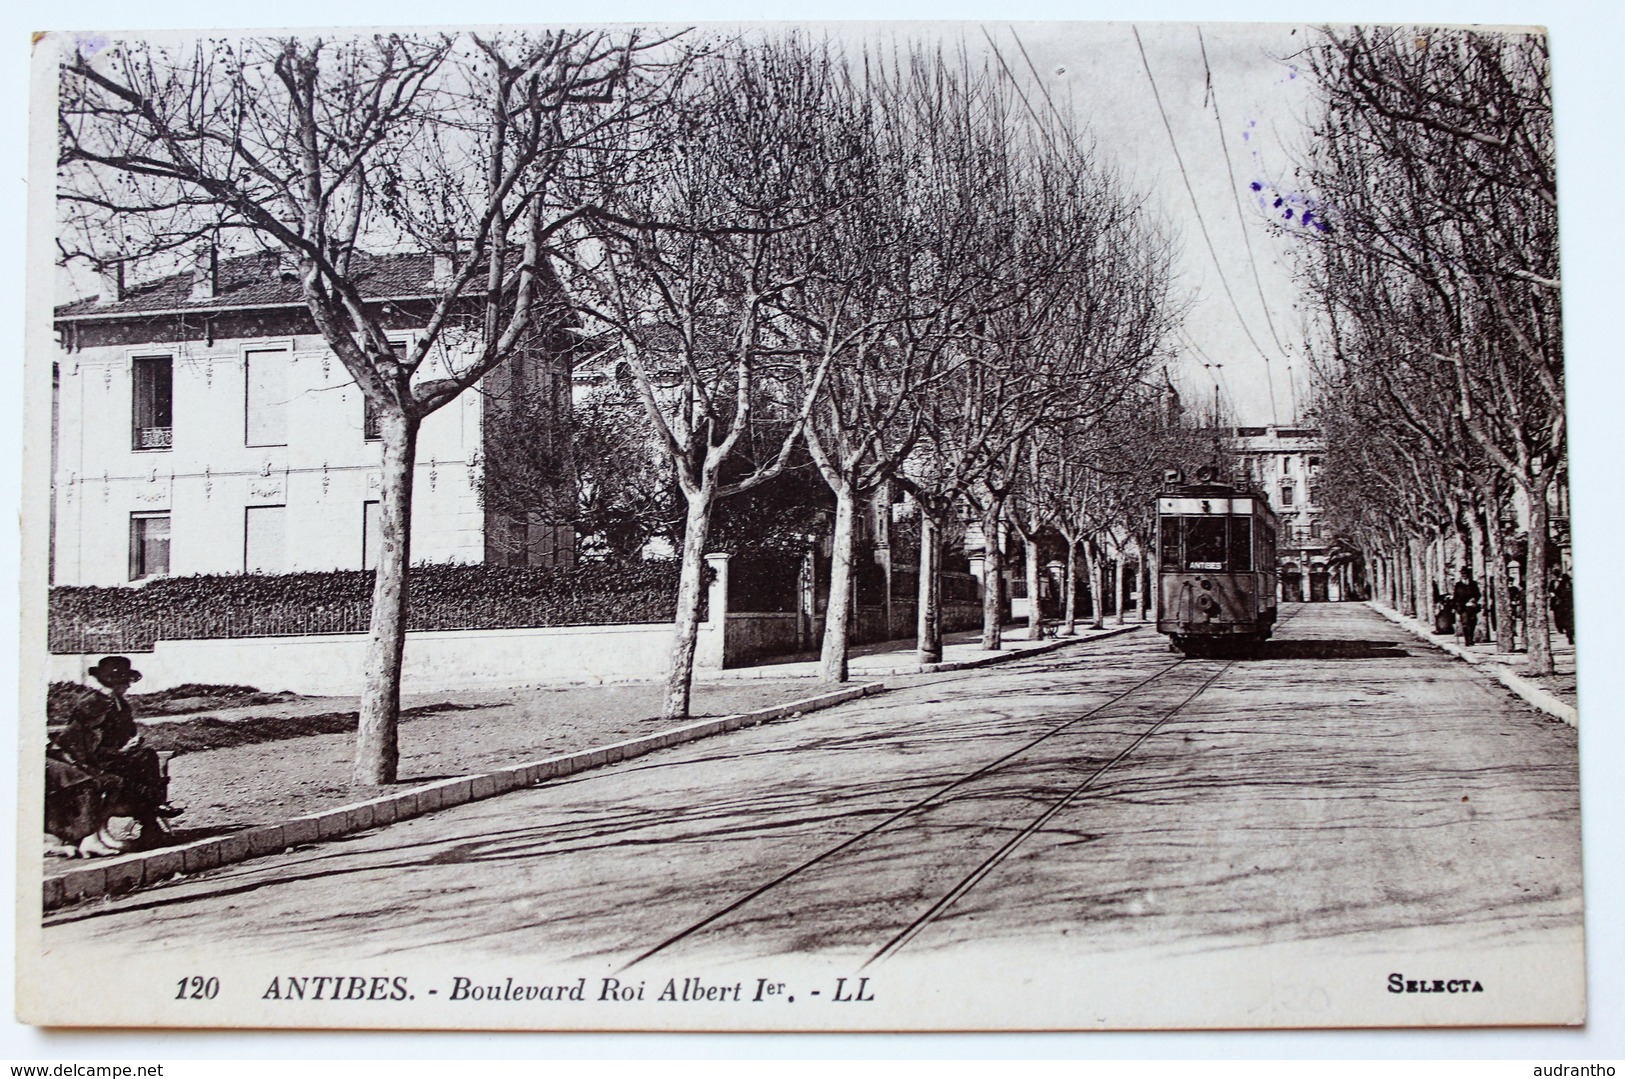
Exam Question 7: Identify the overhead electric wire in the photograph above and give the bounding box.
[1196,26,1290,427]
[980,25,1066,160]
[1132,25,1285,426]
[994,23,1275,429]
[1007,27,1085,159]
[1000,23,1247,433]
[1177,327,1239,421]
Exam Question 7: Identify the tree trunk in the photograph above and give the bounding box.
[1140,542,1153,621]
[1416,533,1435,626]
[979,500,1004,651]
[1401,538,1418,618]
[1060,532,1078,636]
[664,487,716,720]
[1083,537,1104,630]
[1113,539,1128,626]
[1474,484,1517,655]
[916,508,943,664]
[355,409,419,786]
[1426,534,1444,624]
[820,483,859,681]
[1023,533,1045,640]
[1524,474,1555,675]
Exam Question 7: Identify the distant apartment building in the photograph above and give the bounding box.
[52,250,575,587]
[1231,424,1343,602]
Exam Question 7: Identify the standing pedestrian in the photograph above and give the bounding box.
[1452,568,1483,647]
[1552,570,1575,645]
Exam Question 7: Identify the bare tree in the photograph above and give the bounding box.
[776,51,997,682]
[58,30,688,782]
[1296,26,1563,670]
[567,37,842,718]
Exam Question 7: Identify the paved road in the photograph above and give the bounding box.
[36,603,1583,1027]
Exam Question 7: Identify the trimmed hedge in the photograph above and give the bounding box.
[49,560,698,654]
[726,550,805,613]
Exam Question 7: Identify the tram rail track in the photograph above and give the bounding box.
[622,605,1310,970]
[864,658,1235,966]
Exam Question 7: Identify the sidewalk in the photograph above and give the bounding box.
[42,621,1140,909]
[708,621,1144,679]
[1366,601,1578,727]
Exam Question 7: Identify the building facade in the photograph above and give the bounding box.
[52,251,574,587]
[1231,424,1345,602]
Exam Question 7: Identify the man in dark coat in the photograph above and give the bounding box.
[1452,569,1484,647]
[1552,570,1575,644]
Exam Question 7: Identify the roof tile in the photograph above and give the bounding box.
[56,251,437,318]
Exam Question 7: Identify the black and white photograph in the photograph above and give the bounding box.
[12,14,1593,1034]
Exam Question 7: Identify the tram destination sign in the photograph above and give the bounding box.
[1159,496,1256,515]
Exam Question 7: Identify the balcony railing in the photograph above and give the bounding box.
[134,426,173,450]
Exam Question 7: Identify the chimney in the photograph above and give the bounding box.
[97,260,125,304]
[189,242,218,301]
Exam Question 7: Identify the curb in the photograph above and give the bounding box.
[1366,602,1578,728]
[708,624,1142,679]
[41,624,1141,912]
[905,624,1140,676]
[43,682,884,913]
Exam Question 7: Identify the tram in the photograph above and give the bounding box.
[1155,468,1278,655]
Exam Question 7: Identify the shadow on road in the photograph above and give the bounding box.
[1256,639,1411,661]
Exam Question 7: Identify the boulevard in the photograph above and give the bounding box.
[42,602,1582,975]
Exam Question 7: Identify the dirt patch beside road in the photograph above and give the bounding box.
[103,679,835,848]
[142,701,482,754]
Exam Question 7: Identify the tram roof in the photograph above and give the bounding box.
[1155,483,1278,522]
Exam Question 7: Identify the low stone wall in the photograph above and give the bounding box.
[48,619,720,695]
[46,557,994,694]
[943,600,984,632]
[721,612,804,667]
[50,553,742,695]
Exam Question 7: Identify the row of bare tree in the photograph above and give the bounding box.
[1294,26,1565,672]
[57,29,1189,785]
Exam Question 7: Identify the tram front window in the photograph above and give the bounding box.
[1185,517,1227,570]
[1160,517,1182,569]
[1229,517,1253,572]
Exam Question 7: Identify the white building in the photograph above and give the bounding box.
[1231,425,1342,602]
[52,251,574,587]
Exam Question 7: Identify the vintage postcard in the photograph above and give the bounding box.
[15,19,1584,1031]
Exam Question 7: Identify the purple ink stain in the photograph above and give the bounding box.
[75,33,109,57]
[1284,208,1294,221]
[1250,182,1263,191]
[1273,197,1284,208]
[1301,211,1315,227]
